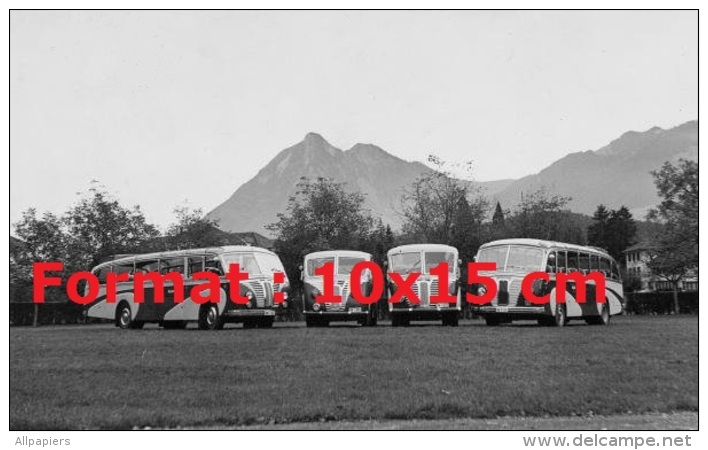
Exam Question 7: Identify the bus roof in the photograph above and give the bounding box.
[304,250,372,260]
[91,245,277,270]
[387,243,458,256]
[478,239,613,258]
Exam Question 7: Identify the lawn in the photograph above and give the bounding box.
[9,315,698,430]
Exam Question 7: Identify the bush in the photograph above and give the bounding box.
[10,302,88,326]
[624,291,698,315]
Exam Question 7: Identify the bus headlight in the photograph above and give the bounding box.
[282,291,288,300]
[313,303,321,312]
[477,286,487,296]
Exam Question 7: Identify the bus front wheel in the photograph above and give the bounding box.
[198,304,224,330]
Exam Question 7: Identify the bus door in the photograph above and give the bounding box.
[562,252,583,317]
[170,255,209,321]
[132,257,185,322]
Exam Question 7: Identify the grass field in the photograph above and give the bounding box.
[10,315,698,430]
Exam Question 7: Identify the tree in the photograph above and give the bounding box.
[400,155,488,245]
[11,210,70,326]
[587,204,611,249]
[506,189,585,244]
[605,206,637,261]
[646,159,698,313]
[165,205,226,249]
[361,220,397,320]
[267,177,379,308]
[492,201,505,227]
[12,209,69,276]
[11,184,161,326]
[63,184,160,270]
[588,205,636,261]
[647,159,698,265]
[362,220,395,266]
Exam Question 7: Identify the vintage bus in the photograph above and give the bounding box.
[386,244,461,327]
[472,238,624,326]
[86,245,290,330]
[301,250,378,327]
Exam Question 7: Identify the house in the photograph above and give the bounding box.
[623,242,698,292]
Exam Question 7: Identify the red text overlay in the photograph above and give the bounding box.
[32,261,606,306]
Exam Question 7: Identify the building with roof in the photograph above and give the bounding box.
[623,242,698,292]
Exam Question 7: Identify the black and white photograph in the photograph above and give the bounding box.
[7,6,699,444]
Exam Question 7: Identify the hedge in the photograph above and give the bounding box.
[624,291,698,315]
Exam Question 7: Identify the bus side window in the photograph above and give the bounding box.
[567,252,579,273]
[600,257,612,278]
[579,253,590,274]
[95,266,111,284]
[188,256,205,277]
[204,255,224,276]
[611,260,621,281]
[113,261,135,280]
[557,251,567,273]
[160,257,185,275]
[134,259,158,275]
[590,254,599,272]
[546,251,557,273]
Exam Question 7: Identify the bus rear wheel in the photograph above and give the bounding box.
[599,303,610,325]
[442,313,459,327]
[362,308,378,327]
[258,317,274,328]
[306,317,328,327]
[485,316,500,326]
[554,304,567,327]
[116,303,143,329]
[538,317,555,327]
[198,304,223,330]
[163,321,188,330]
[586,303,610,326]
[392,316,409,327]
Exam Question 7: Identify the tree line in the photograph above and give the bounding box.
[11,157,697,323]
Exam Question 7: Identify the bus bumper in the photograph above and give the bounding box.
[473,305,547,319]
[304,310,368,322]
[223,309,276,317]
[390,306,460,321]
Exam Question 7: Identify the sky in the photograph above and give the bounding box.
[10,10,697,230]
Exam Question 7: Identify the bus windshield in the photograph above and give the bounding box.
[222,253,261,275]
[255,253,286,274]
[424,251,456,273]
[477,245,545,271]
[390,251,455,274]
[338,257,367,275]
[390,252,422,274]
[222,252,286,276]
[306,257,335,277]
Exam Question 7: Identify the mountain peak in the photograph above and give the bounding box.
[297,132,340,158]
[348,142,384,154]
[304,132,328,145]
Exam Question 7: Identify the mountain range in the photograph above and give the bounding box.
[207,121,697,236]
